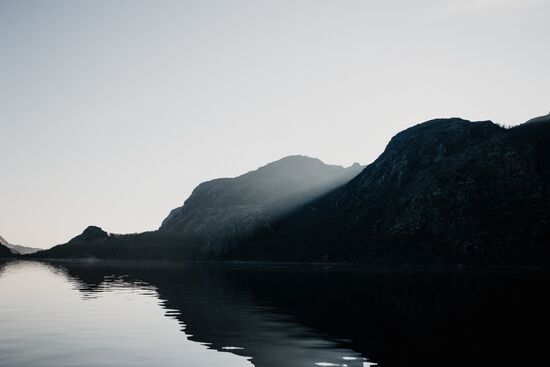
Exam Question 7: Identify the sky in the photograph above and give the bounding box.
[1,0,549,249]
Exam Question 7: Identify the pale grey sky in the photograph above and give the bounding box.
[1,0,549,248]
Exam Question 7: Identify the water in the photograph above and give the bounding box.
[0,260,548,367]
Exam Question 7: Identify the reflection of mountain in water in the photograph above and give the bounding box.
[52,261,550,367]
[56,262,367,367]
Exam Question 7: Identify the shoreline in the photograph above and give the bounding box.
[3,257,549,274]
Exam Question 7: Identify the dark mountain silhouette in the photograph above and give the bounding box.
[159,155,363,256]
[30,115,550,266]
[226,117,550,265]
[0,235,41,255]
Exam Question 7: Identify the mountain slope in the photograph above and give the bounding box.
[0,235,41,255]
[226,117,550,265]
[524,111,550,125]
[159,155,363,257]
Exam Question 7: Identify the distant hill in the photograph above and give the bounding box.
[0,235,41,255]
[226,117,550,265]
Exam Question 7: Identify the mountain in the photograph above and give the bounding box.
[31,115,550,266]
[225,117,550,265]
[0,235,41,255]
[31,156,363,260]
[159,155,364,257]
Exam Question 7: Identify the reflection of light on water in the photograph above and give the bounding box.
[164,309,181,318]
[315,357,377,367]
[0,261,255,367]
[222,346,244,350]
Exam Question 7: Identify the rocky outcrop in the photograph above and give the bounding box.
[159,155,363,257]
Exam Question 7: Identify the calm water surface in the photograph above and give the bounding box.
[0,260,548,367]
